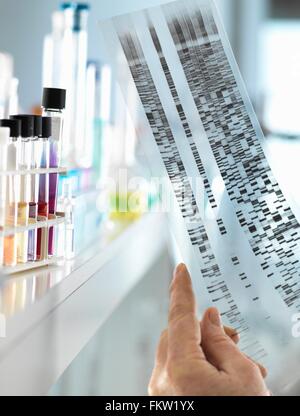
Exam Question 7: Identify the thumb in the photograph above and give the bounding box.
[200,308,249,373]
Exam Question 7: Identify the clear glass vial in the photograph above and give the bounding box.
[0,118,21,267]
[10,115,33,264]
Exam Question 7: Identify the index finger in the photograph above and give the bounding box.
[168,264,206,362]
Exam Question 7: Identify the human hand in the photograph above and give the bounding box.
[149,263,270,396]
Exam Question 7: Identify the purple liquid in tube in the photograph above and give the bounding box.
[37,139,49,259]
[41,88,66,257]
[48,140,58,256]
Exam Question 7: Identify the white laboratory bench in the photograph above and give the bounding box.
[0,212,168,396]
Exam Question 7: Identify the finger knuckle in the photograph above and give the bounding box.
[242,360,261,379]
[210,333,229,346]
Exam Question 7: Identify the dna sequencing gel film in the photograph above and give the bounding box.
[100,0,300,393]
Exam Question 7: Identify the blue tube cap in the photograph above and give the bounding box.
[76,3,90,11]
[60,2,76,10]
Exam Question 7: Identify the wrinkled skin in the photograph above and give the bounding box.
[149,264,270,397]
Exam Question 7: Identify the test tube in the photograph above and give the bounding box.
[42,87,66,162]
[56,178,75,259]
[28,115,42,261]
[0,119,21,266]
[92,63,112,185]
[10,115,33,264]
[0,127,9,266]
[42,88,66,256]
[59,3,90,166]
[36,117,51,260]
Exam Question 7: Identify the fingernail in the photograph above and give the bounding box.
[175,263,186,276]
[208,308,222,327]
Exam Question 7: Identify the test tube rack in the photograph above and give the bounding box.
[0,166,68,275]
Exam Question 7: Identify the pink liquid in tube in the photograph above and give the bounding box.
[48,140,58,256]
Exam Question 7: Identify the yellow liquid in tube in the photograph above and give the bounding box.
[3,202,17,267]
[16,201,29,263]
[3,174,18,267]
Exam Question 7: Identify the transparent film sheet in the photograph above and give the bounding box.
[100,0,300,393]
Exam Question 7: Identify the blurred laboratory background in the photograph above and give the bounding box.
[0,0,300,396]
[0,0,299,131]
